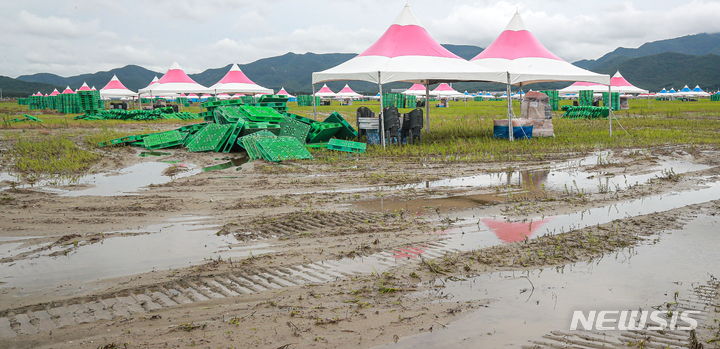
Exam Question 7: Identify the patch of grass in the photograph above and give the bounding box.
[84,129,137,148]
[7,136,100,181]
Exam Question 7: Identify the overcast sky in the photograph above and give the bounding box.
[1,0,719,77]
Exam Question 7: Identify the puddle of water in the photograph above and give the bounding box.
[139,151,172,157]
[0,217,273,294]
[376,215,720,348]
[202,157,248,172]
[319,153,709,195]
[1,162,200,196]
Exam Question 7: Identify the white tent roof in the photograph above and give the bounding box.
[559,71,648,94]
[312,4,505,85]
[100,74,137,98]
[335,84,363,98]
[276,87,295,98]
[208,64,273,94]
[471,12,609,86]
[314,84,337,97]
[138,63,210,95]
[431,83,464,97]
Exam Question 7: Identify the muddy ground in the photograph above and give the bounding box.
[1,138,720,348]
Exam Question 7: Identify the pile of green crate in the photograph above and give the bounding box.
[561,105,609,119]
[711,93,720,102]
[98,97,366,162]
[540,90,560,111]
[473,97,484,102]
[297,95,320,106]
[56,94,82,114]
[382,93,417,108]
[579,90,594,106]
[75,107,199,121]
[77,90,104,114]
[17,98,29,106]
[602,92,620,111]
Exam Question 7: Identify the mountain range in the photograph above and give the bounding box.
[4,34,720,97]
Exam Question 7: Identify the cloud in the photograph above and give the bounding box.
[2,0,720,76]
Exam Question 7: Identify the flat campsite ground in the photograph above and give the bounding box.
[1,99,720,348]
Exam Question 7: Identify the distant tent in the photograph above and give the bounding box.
[431,83,463,97]
[217,93,232,100]
[91,86,97,91]
[61,86,75,94]
[559,71,647,94]
[139,63,210,95]
[208,64,273,94]
[49,89,60,96]
[402,83,428,96]
[314,84,336,98]
[677,85,693,96]
[335,84,363,99]
[692,85,711,97]
[77,82,92,91]
[276,87,295,98]
[100,74,137,98]
[669,88,677,94]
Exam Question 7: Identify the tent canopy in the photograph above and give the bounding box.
[276,87,295,98]
[77,82,92,91]
[208,64,273,94]
[402,83,429,96]
[314,84,336,97]
[100,74,137,98]
[559,71,648,94]
[139,63,210,95]
[471,12,609,86]
[431,83,463,97]
[61,86,75,94]
[49,89,60,96]
[312,4,505,85]
[335,84,363,98]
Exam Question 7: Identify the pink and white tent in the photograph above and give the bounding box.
[61,86,75,94]
[471,12,608,86]
[139,63,210,95]
[49,89,60,96]
[217,93,232,100]
[100,75,137,98]
[402,83,428,96]
[431,83,463,97]
[208,64,272,94]
[312,4,505,85]
[335,84,363,99]
[32,91,42,96]
[276,87,295,98]
[91,86,96,91]
[559,71,648,94]
[314,84,336,98]
[77,82,92,91]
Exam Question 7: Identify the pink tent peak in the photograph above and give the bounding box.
[338,84,358,94]
[61,86,75,94]
[157,62,199,84]
[610,71,633,87]
[49,89,60,96]
[316,84,335,94]
[102,75,131,91]
[359,4,459,59]
[91,86,96,90]
[407,83,426,91]
[277,87,290,95]
[149,76,159,85]
[217,64,256,84]
[77,82,92,91]
[567,81,598,87]
[481,218,550,243]
[472,12,561,61]
[432,83,456,92]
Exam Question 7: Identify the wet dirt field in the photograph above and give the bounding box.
[1,143,719,348]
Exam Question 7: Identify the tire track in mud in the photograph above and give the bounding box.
[0,240,455,338]
[523,280,720,349]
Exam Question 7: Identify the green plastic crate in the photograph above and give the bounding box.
[142,130,186,150]
[326,138,366,153]
[186,124,233,152]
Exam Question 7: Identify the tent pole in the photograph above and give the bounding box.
[378,72,386,148]
[506,72,514,141]
[425,81,430,133]
[311,83,317,119]
[608,84,613,137]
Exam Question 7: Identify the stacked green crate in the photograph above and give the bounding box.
[296,95,320,106]
[56,94,81,114]
[540,90,560,111]
[473,97,484,102]
[77,90,104,113]
[383,93,416,108]
[711,94,720,102]
[602,92,620,111]
[579,90,594,106]
[17,98,29,105]
[28,96,43,110]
